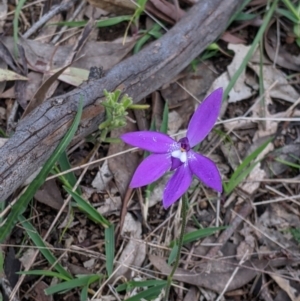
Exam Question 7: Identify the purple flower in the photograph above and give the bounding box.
[121,88,223,209]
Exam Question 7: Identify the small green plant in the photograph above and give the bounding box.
[279,0,300,47]
[290,228,300,244]
[134,23,163,53]
[116,279,167,301]
[168,226,226,264]
[223,137,273,195]
[99,89,148,142]
[123,0,147,43]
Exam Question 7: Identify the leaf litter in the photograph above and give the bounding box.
[0,1,300,301]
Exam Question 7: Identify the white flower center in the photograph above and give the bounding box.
[171,150,187,163]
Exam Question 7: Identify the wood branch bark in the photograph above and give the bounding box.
[0,0,240,201]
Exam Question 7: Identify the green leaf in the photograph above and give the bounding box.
[234,12,257,21]
[169,226,226,247]
[160,101,169,134]
[167,245,178,265]
[96,16,132,27]
[133,23,163,54]
[63,186,111,228]
[124,284,166,301]
[168,227,226,264]
[224,137,273,195]
[276,8,300,23]
[281,0,300,21]
[0,249,4,274]
[228,0,252,25]
[134,34,151,54]
[0,98,83,243]
[274,158,300,169]
[45,274,102,295]
[58,151,81,194]
[17,270,71,281]
[105,224,115,276]
[116,280,167,292]
[80,274,101,301]
[13,0,27,57]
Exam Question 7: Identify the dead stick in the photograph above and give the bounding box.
[0,0,240,201]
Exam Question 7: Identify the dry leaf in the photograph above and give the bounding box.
[259,203,300,230]
[57,67,89,87]
[19,249,36,270]
[183,287,198,301]
[0,59,7,93]
[149,255,295,293]
[32,281,53,301]
[113,213,146,280]
[98,196,122,215]
[108,114,139,197]
[92,160,113,192]
[249,63,300,103]
[22,63,72,117]
[0,72,43,100]
[271,275,300,301]
[221,31,247,44]
[34,180,65,211]
[226,44,253,103]
[2,36,136,73]
[0,0,7,33]
[265,24,300,72]
[168,111,183,134]
[240,163,266,195]
[161,62,218,109]
[148,0,185,22]
[0,68,27,82]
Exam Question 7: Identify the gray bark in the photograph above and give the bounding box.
[0,0,240,201]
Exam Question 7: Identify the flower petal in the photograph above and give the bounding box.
[187,88,222,147]
[163,164,192,209]
[130,153,171,187]
[188,150,222,192]
[170,157,182,170]
[121,131,178,153]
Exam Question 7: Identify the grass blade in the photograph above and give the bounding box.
[275,158,300,169]
[18,215,72,280]
[63,186,111,228]
[116,280,167,292]
[124,284,166,301]
[0,98,83,243]
[224,137,272,195]
[168,227,225,264]
[160,101,169,134]
[105,224,115,276]
[13,0,26,57]
[58,151,81,194]
[45,274,102,295]
[17,270,70,281]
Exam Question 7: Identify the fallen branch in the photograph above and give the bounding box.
[0,0,240,201]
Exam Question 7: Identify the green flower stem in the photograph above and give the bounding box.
[163,194,188,301]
